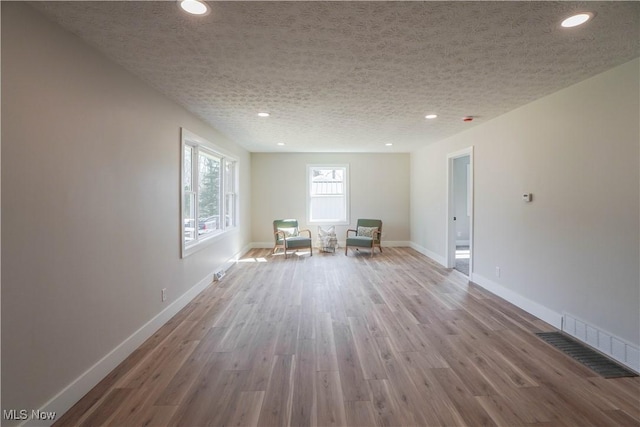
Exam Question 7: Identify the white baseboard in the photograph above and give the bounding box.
[408,242,447,267]
[29,245,252,427]
[400,245,639,374]
[471,273,562,330]
[381,240,410,247]
[562,313,640,373]
[472,274,639,374]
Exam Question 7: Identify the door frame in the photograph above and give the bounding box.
[446,147,474,277]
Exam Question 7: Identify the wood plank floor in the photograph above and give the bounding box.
[54,247,640,427]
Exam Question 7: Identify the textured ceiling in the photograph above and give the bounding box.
[32,1,639,153]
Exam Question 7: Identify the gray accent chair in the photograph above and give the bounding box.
[273,219,313,258]
[345,219,382,256]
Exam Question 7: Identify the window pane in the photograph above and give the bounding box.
[225,194,235,227]
[310,196,345,222]
[198,151,221,235]
[311,168,344,195]
[225,160,235,193]
[183,192,196,243]
[225,160,236,228]
[183,145,196,244]
[308,166,348,223]
[183,145,193,192]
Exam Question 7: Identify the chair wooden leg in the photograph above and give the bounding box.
[345,245,348,255]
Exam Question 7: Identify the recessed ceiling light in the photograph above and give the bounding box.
[561,12,593,28]
[257,112,270,117]
[425,114,438,119]
[179,0,209,15]
[385,143,393,146]
[277,142,285,146]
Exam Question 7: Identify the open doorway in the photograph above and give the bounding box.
[447,147,473,277]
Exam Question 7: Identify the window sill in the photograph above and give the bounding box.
[181,227,239,258]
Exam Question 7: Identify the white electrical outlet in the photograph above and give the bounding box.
[162,288,167,302]
[495,267,501,278]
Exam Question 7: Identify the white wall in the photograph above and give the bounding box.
[1,3,250,420]
[411,59,640,350]
[251,153,410,246]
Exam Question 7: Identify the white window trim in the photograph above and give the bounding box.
[306,164,350,225]
[181,128,239,258]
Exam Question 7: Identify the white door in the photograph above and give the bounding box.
[446,148,474,277]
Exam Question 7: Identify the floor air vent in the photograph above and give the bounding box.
[535,332,638,379]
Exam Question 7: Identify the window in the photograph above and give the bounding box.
[224,160,237,228]
[181,129,238,257]
[307,164,349,224]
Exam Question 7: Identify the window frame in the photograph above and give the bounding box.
[181,128,239,258]
[306,164,350,225]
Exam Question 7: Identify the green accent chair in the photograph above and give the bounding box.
[345,219,382,256]
[273,219,313,258]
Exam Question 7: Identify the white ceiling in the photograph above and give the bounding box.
[32,1,639,153]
